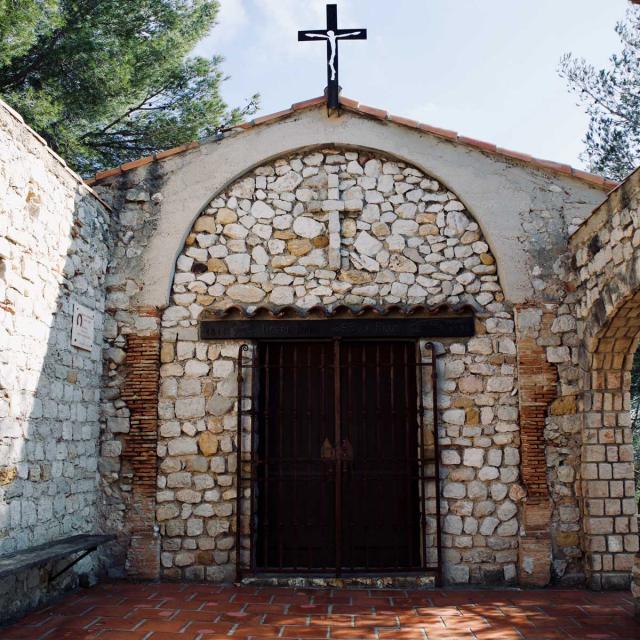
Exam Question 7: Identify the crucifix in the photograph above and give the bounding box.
[299,4,367,112]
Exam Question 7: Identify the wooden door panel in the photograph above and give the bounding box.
[255,340,420,574]
[255,341,335,571]
[340,341,421,571]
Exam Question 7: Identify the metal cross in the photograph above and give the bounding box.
[299,4,367,112]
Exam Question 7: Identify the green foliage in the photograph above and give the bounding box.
[0,0,258,175]
[559,7,640,181]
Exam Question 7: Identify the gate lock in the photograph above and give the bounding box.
[320,438,353,462]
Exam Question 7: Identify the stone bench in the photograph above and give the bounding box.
[0,534,115,584]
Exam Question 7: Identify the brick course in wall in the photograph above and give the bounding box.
[517,309,558,502]
[120,327,161,579]
[515,306,558,586]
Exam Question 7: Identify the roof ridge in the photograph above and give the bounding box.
[85,96,618,192]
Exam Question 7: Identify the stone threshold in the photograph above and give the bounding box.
[240,573,436,589]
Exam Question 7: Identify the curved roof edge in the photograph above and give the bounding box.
[85,95,618,192]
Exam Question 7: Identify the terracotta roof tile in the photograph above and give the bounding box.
[356,103,388,120]
[457,136,497,153]
[120,155,154,172]
[155,141,199,160]
[252,108,294,126]
[388,114,421,129]
[291,96,325,110]
[93,167,123,182]
[417,122,457,140]
[496,147,534,164]
[533,159,573,176]
[337,96,360,109]
[85,95,618,192]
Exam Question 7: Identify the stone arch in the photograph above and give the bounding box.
[130,107,608,310]
[156,142,505,309]
[578,295,640,590]
[157,147,524,585]
[569,171,640,591]
[167,147,504,314]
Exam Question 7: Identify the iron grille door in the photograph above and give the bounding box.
[243,339,439,578]
[339,341,421,572]
[255,341,336,571]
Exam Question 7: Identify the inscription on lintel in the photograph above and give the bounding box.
[200,317,475,341]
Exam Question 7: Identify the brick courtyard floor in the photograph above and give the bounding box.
[2,583,639,640]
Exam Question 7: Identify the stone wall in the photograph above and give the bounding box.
[570,169,640,596]
[0,101,112,620]
[85,105,632,592]
[154,148,524,584]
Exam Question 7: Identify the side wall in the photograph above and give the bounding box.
[0,102,112,621]
[570,169,640,598]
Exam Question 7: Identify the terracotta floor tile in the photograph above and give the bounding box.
[95,632,148,640]
[328,628,377,639]
[2,628,56,640]
[145,631,200,639]
[1,584,638,640]
[182,621,235,636]
[87,618,142,632]
[41,632,100,640]
[231,624,283,637]
[378,630,427,639]
[135,618,190,632]
[281,624,329,638]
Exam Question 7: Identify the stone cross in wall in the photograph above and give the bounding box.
[298,4,367,111]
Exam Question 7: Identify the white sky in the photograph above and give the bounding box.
[194,0,631,169]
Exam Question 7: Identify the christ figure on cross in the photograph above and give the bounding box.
[302,29,364,81]
[299,4,367,110]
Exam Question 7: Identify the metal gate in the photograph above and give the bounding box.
[235,339,442,582]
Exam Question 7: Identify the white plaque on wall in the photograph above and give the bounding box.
[71,302,95,351]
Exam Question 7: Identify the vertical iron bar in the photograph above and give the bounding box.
[348,342,355,572]
[416,341,427,572]
[235,343,247,582]
[262,344,271,568]
[249,345,257,573]
[333,338,342,577]
[292,344,299,571]
[375,344,381,571]
[389,343,397,570]
[426,341,442,586]
[320,344,327,571]
[361,343,369,571]
[402,342,412,568]
[278,344,284,570]
[306,344,312,571]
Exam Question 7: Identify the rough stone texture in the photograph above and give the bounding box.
[156,148,519,585]
[96,174,165,583]
[570,168,640,596]
[93,105,607,309]
[3,93,639,616]
[0,101,112,621]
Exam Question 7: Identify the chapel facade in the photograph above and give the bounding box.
[1,96,639,619]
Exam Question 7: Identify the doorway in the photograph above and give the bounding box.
[252,339,423,575]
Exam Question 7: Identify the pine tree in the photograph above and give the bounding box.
[0,0,258,175]
[559,6,640,181]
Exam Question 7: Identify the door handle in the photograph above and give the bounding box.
[339,438,353,462]
[321,438,353,462]
[321,438,335,462]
